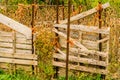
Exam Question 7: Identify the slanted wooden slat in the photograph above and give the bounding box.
[53,53,107,67]
[97,37,109,43]
[53,61,107,74]
[0,53,37,60]
[61,46,107,57]
[59,2,110,24]
[54,24,109,34]
[0,58,37,65]
[53,29,88,50]
[55,48,66,56]
[0,13,32,39]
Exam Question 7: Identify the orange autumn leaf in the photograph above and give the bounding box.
[67,40,74,47]
[31,27,37,34]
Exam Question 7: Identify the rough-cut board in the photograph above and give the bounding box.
[0,36,31,44]
[0,14,32,39]
[0,48,32,54]
[53,53,107,67]
[59,2,110,24]
[0,53,37,60]
[61,46,107,58]
[0,42,32,50]
[54,24,109,34]
[53,61,107,74]
[0,58,37,65]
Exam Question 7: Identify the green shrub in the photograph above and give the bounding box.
[34,24,55,80]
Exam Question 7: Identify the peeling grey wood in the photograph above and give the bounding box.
[0,14,32,39]
[53,53,107,67]
[54,24,109,34]
[53,61,107,74]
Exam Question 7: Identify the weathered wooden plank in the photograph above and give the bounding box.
[55,48,66,56]
[0,36,12,42]
[0,58,37,65]
[0,48,32,54]
[16,44,32,50]
[80,49,108,58]
[97,37,109,43]
[54,24,109,34]
[0,31,12,37]
[16,37,32,44]
[0,36,31,44]
[61,46,107,57]
[0,42,13,48]
[12,30,16,55]
[0,42,32,50]
[16,49,32,54]
[53,61,107,74]
[53,53,107,66]
[82,33,99,41]
[0,31,27,38]
[0,48,13,53]
[0,53,37,60]
[59,38,98,50]
[59,2,110,24]
[82,40,98,50]
[53,28,88,50]
[0,13,32,39]
[16,32,28,38]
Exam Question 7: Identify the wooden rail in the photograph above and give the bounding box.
[0,14,32,39]
[0,31,37,66]
[59,2,110,24]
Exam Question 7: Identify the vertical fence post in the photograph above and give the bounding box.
[31,0,35,74]
[98,2,102,52]
[54,0,59,78]
[62,0,65,20]
[77,5,81,24]
[66,0,71,80]
[12,30,16,74]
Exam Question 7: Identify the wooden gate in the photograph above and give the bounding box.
[53,2,110,75]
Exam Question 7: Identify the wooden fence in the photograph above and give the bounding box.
[0,13,37,70]
[0,2,111,75]
[52,2,110,75]
[53,25,109,74]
